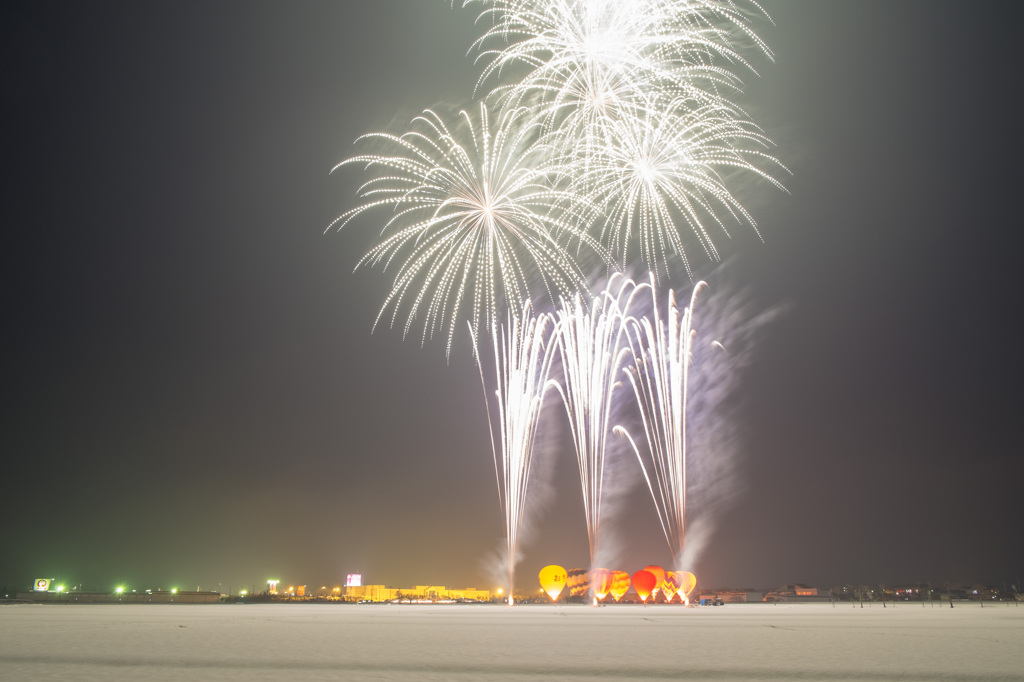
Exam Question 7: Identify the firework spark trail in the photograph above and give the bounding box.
[614,277,710,567]
[473,305,559,605]
[329,102,606,359]
[551,274,649,569]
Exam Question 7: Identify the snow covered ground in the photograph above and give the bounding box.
[1,601,1022,680]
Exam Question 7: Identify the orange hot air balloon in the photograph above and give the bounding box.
[643,565,666,601]
[566,568,591,598]
[662,571,681,603]
[539,565,568,602]
[679,571,697,603]
[632,569,657,603]
[609,571,631,602]
[591,568,614,601]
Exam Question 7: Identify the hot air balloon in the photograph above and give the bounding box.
[679,571,697,604]
[609,571,631,602]
[643,565,666,602]
[632,570,657,604]
[662,571,681,603]
[566,568,591,600]
[539,565,568,602]
[591,568,614,602]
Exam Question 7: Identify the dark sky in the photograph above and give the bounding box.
[3,1,1022,595]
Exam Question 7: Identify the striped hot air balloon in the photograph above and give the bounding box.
[591,568,614,602]
[663,571,681,603]
[566,568,591,599]
[609,571,631,602]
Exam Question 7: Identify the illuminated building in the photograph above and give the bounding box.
[344,585,491,602]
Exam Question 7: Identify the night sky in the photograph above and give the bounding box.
[3,1,1022,595]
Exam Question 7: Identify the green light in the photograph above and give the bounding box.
[115,586,124,594]
[171,588,177,594]
[56,585,65,592]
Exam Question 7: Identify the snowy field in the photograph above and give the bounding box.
[2,602,1022,681]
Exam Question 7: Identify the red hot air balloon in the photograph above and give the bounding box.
[632,570,657,604]
[609,571,631,602]
[643,565,666,601]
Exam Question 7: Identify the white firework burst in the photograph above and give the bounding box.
[467,0,770,127]
[462,0,785,278]
[574,98,787,280]
[330,101,605,357]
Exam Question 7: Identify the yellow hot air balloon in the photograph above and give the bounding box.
[643,565,666,601]
[609,571,631,602]
[539,565,568,602]
[679,571,697,604]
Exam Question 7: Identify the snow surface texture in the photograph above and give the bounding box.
[1,602,1022,681]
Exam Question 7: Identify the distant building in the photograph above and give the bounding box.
[763,584,831,603]
[697,590,764,604]
[345,584,491,602]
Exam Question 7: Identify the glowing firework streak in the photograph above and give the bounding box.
[474,304,558,605]
[615,278,714,566]
[551,274,647,569]
[330,102,604,358]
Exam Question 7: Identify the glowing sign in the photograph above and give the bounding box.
[34,579,50,592]
[267,580,279,595]
[346,574,362,587]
